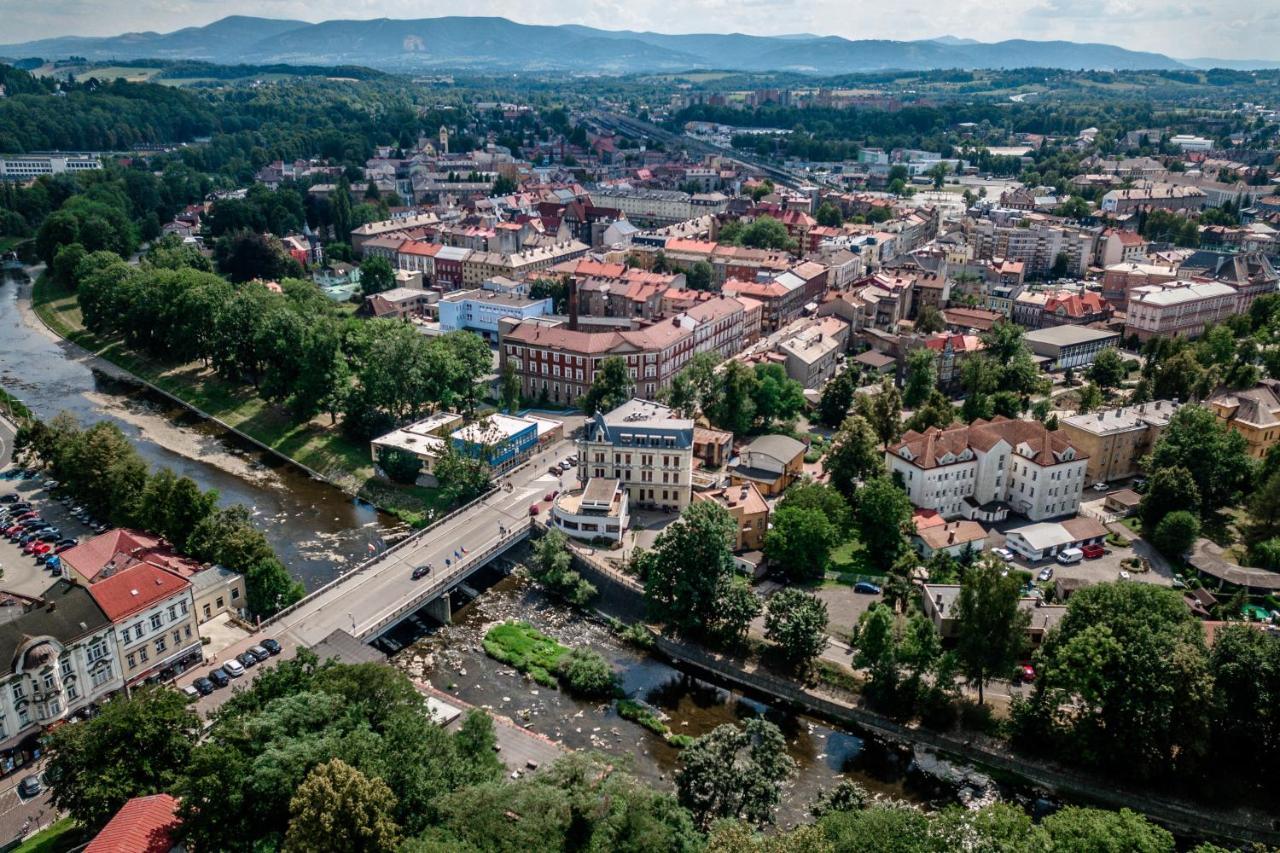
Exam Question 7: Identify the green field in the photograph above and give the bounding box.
[32,274,449,525]
[482,621,568,688]
[14,819,84,853]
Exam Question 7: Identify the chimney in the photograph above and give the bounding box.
[934,593,943,607]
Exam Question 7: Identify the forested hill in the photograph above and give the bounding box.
[0,66,216,153]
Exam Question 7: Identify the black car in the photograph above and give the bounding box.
[0,494,17,504]
[259,638,282,656]
[411,564,431,580]
[17,775,41,798]
[208,668,230,688]
[236,652,258,669]
[193,677,215,696]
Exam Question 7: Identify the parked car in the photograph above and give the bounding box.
[1056,548,1084,565]
[1037,566,1054,582]
[529,504,540,516]
[181,684,200,702]
[544,491,556,502]
[236,652,258,669]
[1013,664,1037,685]
[0,494,17,504]
[193,677,215,696]
[260,638,282,656]
[992,547,1015,562]
[30,542,53,557]
[17,775,42,798]
[411,564,431,580]
[54,538,77,552]
[853,581,882,594]
[548,466,560,476]
[1091,482,1109,492]
[223,659,245,678]
[208,668,230,688]
[248,645,270,663]
[1081,543,1106,559]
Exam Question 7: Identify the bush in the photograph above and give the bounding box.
[617,699,670,736]
[555,648,620,699]
[376,446,423,485]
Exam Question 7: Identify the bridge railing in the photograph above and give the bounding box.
[359,520,533,639]
[261,486,500,629]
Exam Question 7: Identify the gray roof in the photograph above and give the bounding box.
[0,581,111,677]
[590,399,694,448]
[743,434,806,464]
[189,564,241,592]
[1024,325,1119,348]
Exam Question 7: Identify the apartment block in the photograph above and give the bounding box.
[578,399,694,511]
[1057,400,1180,484]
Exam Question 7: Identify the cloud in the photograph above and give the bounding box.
[1,0,1277,60]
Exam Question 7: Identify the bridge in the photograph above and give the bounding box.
[263,441,575,647]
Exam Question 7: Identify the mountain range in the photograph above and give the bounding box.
[2,16,1275,74]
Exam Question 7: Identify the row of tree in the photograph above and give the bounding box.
[15,414,303,616]
[66,249,490,438]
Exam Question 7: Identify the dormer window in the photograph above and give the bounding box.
[957,449,972,461]
[899,447,914,461]
[939,452,955,465]
[1060,448,1075,460]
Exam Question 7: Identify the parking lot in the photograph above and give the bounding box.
[0,469,102,598]
[985,521,1174,592]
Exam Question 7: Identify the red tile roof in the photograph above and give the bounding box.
[890,417,1086,470]
[86,794,181,853]
[87,563,191,622]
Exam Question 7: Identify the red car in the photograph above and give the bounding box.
[544,491,556,502]
[1014,664,1036,684]
[529,504,540,516]
[1081,543,1106,559]
[30,542,53,556]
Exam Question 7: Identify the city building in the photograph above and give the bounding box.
[1002,517,1108,562]
[0,581,122,777]
[359,287,434,320]
[438,289,552,340]
[550,478,630,544]
[579,399,694,511]
[0,154,102,180]
[693,426,734,469]
[965,220,1091,278]
[452,414,542,473]
[1125,281,1238,342]
[778,316,848,388]
[693,482,770,552]
[1058,400,1180,483]
[1206,381,1280,459]
[85,793,183,853]
[88,563,202,691]
[1100,261,1180,309]
[912,516,988,560]
[1100,183,1206,215]
[921,584,1066,645]
[886,417,1088,522]
[729,434,806,497]
[1023,326,1121,371]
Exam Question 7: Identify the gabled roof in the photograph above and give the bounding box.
[86,794,181,853]
[88,563,190,622]
[890,417,1086,469]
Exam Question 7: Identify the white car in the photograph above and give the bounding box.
[992,547,1015,562]
[223,659,245,678]
[1091,482,1109,492]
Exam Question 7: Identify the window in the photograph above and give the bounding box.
[185,626,192,639]
[138,647,148,664]
[46,698,60,716]
[179,601,188,615]
[231,588,240,601]
[203,604,212,619]
[92,665,113,687]
[168,605,178,621]
[66,683,78,701]
[42,673,55,691]
[11,684,23,702]
[150,613,163,630]
[18,707,29,727]
[155,637,166,654]
[87,640,109,663]
[173,630,181,646]
[60,658,73,679]
[126,653,136,669]
[216,597,225,609]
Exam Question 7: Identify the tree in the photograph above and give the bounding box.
[686,260,714,291]
[214,230,301,283]
[1040,807,1174,853]
[954,558,1028,705]
[901,349,938,409]
[1145,405,1252,516]
[582,356,633,415]
[815,202,843,227]
[186,504,303,617]
[855,477,912,572]
[823,415,882,497]
[765,505,838,582]
[852,604,899,706]
[1075,382,1103,414]
[1050,251,1070,279]
[360,256,395,296]
[914,304,945,335]
[284,759,402,853]
[817,368,858,428]
[638,500,741,638]
[377,446,423,485]
[1087,347,1127,392]
[752,363,805,429]
[528,529,596,606]
[819,802,931,852]
[433,442,492,505]
[46,687,199,829]
[764,588,829,670]
[556,648,620,699]
[676,718,795,829]
[855,378,902,450]
[1208,623,1280,781]
[926,161,949,190]
[1139,465,1200,529]
[499,362,521,412]
[777,481,852,534]
[903,389,956,434]
[737,217,796,251]
[707,361,758,435]
[1151,510,1199,558]
[666,351,722,420]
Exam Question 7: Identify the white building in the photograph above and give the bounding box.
[579,399,694,512]
[1003,517,1108,561]
[886,417,1088,522]
[550,478,630,543]
[0,154,102,180]
[1169,134,1214,153]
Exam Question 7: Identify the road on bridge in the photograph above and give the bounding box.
[268,440,577,647]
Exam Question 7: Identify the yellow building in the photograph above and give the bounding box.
[1206,381,1280,458]
[693,482,770,552]
[1057,400,1180,484]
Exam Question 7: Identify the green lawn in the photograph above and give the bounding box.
[32,274,449,525]
[14,818,84,853]
[826,535,883,581]
[482,621,569,688]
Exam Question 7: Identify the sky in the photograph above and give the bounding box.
[3,0,1278,60]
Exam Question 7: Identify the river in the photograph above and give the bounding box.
[0,268,401,590]
[394,570,1006,828]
